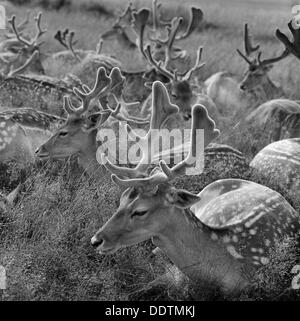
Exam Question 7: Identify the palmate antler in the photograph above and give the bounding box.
[150,1,203,42]
[101,81,219,188]
[54,29,81,62]
[63,67,149,127]
[237,24,289,69]
[276,20,300,60]
[101,81,179,180]
[63,67,112,116]
[144,43,205,82]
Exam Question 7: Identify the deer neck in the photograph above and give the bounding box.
[77,129,99,174]
[260,75,284,101]
[152,208,247,293]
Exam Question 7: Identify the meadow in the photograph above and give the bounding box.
[0,0,300,301]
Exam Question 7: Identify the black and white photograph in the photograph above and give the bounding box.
[0,0,300,309]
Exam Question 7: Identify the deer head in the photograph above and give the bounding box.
[143,44,205,120]
[132,8,204,120]
[237,24,289,92]
[6,12,47,75]
[35,67,148,171]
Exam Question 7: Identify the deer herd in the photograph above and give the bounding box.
[1,1,300,296]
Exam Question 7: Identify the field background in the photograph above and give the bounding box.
[0,0,300,301]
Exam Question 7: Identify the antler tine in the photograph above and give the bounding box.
[149,16,183,44]
[144,44,176,80]
[237,24,260,66]
[179,46,205,81]
[236,48,253,65]
[54,30,68,49]
[115,1,135,26]
[175,7,203,41]
[67,31,81,62]
[276,20,300,59]
[96,37,103,54]
[101,81,179,182]
[160,104,220,180]
[7,15,32,47]
[8,50,40,77]
[32,12,47,44]
[132,8,150,59]
[257,49,289,67]
[67,67,112,116]
[244,23,260,56]
[104,94,149,125]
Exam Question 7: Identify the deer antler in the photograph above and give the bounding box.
[237,23,289,68]
[144,44,176,80]
[54,29,80,61]
[237,23,260,65]
[8,15,32,47]
[276,20,300,59]
[8,12,46,48]
[256,49,289,68]
[101,81,179,181]
[160,105,219,179]
[102,96,219,188]
[32,12,47,44]
[132,8,150,59]
[174,7,203,41]
[178,46,205,81]
[63,67,111,116]
[54,29,69,49]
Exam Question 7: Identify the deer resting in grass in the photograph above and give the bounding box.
[0,12,46,75]
[35,67,149,174]
[91,90,300,294]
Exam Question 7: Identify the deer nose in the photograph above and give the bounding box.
[240,84,246,90]
[91,235,104,248]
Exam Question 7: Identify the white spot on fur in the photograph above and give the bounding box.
[226,245,243,259]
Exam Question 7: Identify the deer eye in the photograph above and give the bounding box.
[59,131,68,137]
[131,210,148,218]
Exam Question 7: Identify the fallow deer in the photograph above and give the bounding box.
[92,101,300,295]
[35,67,149,174]
[250,138,300,198]
[204,24,290,116]
[53,29,122,88]
[0,49,83,116]
[0,108,64,166]
[140,43,219,121]
[237,24,289,104]
[0,12,46,75]
[241,99,300,142]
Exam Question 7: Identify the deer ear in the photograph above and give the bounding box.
[165,189,200,209]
